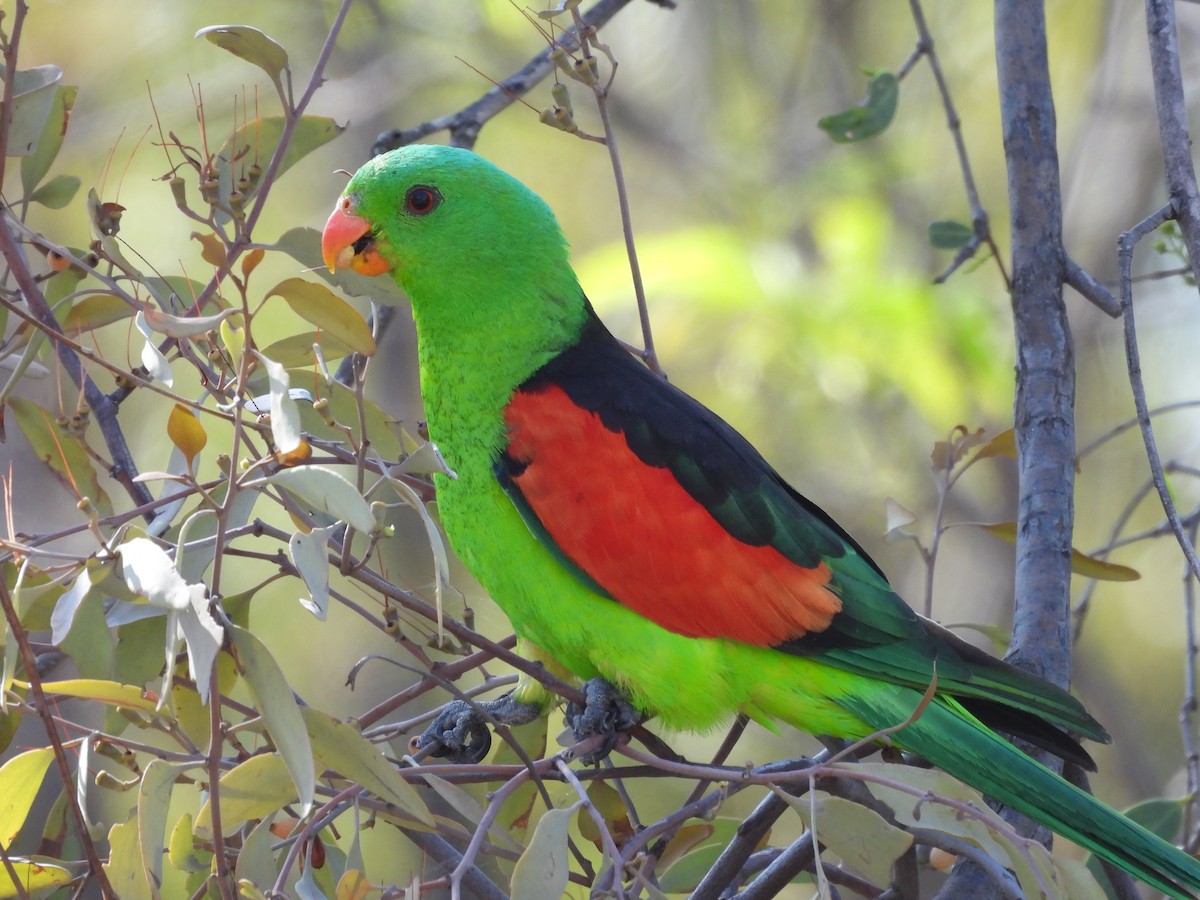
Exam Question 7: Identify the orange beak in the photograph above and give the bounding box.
[321,197,392,276]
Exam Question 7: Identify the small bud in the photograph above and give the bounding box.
[170,176,187,210]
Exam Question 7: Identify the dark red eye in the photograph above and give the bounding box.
[405,185,440,215]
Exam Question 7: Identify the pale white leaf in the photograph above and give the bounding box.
[118,537,190,610]
[289,525,336,620]
[141,306,236,338]
[884,497,919,543]
[178,584,223,703]
[259,465,375,534]
[395,441,457,479]
[147,446,192,537]
[135,311,173,387]
[252,352,302,454]
[50,566,93,644]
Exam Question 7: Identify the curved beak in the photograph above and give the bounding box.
[321,198,392,276]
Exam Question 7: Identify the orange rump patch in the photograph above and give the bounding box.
[504,385,842,645]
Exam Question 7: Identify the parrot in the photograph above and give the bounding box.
[321,143,1200,898]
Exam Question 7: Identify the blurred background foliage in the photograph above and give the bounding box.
[8,0,1200,890]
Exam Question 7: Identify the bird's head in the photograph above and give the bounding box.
[321,144,572,306]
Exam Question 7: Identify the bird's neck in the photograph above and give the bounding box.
[408,267,590,475]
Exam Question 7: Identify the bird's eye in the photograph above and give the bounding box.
[405,186,441,216]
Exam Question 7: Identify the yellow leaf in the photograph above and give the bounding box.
[336,869,371,900]
[269,277,376,356]
[23,678,161,712]
[167,403,207,468]
[194,753,296,836]
[0,747,53,843]
[973,428,1015,462]
[980,522,1140,582]
[192,230,227,268]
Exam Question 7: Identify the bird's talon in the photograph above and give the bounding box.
[566,677,641,764]
[413,692,543,765]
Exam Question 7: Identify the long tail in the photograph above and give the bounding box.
[840,690,1200,899]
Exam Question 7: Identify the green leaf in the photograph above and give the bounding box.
[775,788,913,887]
[104,816,154,899]
[269,277,377,356]
[21,84,77,194]
[509,806,574,900]
[2,65,62,156]
[167,812,210,874]
[302,707,434,827]
[62,294,135,336]
[138,760,183,893]
[928,219,975,250]
[272,227,407,305]
[195,752,296,835]
[8,396,112,515]
[229,625,315,815]
[196,25,289,82]
[217,115,343,202]
[28,173,80,209]
[0,747,54,843]
[818,71,898,143]
[234,816,279,890]
[260,331,351,367]
[859,761,1058,899]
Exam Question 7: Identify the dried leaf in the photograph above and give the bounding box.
[973,428,1016,462]
[191,231,228,268]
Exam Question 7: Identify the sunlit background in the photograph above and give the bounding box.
[7,0,1200,893]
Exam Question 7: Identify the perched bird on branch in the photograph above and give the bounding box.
[323,143,1200,898]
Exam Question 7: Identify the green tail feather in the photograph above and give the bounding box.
[841,691,1200,899]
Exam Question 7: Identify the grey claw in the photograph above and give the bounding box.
[566,678,640,764]
[412,692,543,764]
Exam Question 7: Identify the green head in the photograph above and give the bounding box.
[322,144,587,356]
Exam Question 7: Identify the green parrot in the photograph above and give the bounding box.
[321,143,1200,897]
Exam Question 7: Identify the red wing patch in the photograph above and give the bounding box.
[504,384,842,645]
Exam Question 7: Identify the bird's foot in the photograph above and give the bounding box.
[566,677,641,764]
[411,692,541,764]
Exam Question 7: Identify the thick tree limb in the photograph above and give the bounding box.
[939,1,1075,894]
